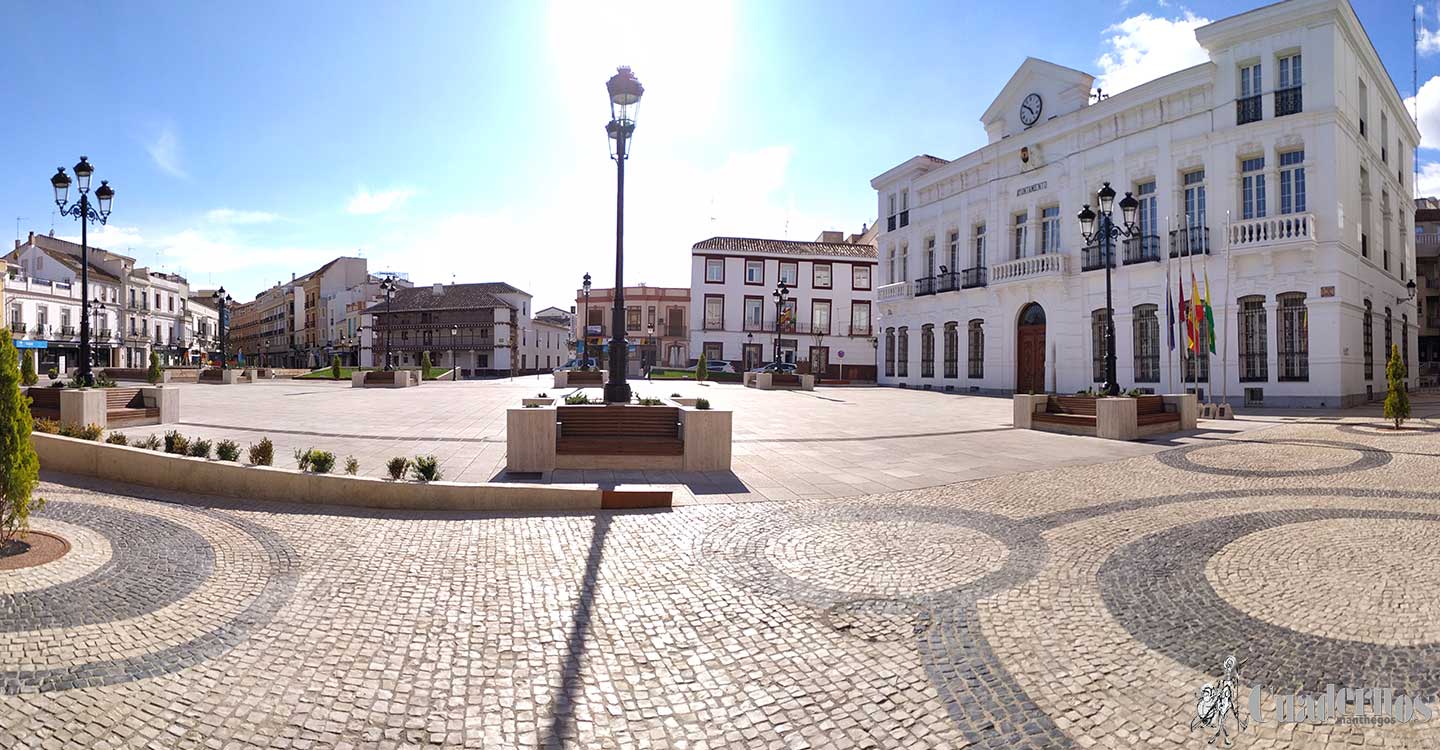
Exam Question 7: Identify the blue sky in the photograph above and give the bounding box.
[0,0,1428,311]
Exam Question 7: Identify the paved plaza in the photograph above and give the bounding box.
[3,386,1440,748]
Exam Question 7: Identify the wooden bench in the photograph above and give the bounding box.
[106,388,160,427]
[199,369,223,382]
[365,371,398,385]
[568,370,604,385]
[27,387,61,420]
[1032,395,1099,427]
[1134,395,1180,427]
[555,405,683,456]
[770,373,801,386]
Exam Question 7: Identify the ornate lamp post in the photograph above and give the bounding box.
[379,276,398,371]
[450,324,459,381]
[603,65,644,403]
[1077,182,1138,397]
[1398,279,1418,305]
[746,331,754,371]
[581,272,592,366]
[771,280,790,367]
[50,157,115,387]
[211,287,233,369]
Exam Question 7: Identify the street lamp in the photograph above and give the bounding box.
[50,156,115,386]
[450,324,459,381]
[1399,279,1418,305]
[772,280,790,367]
[211,287,233,369]
[746,331,754,371]
[1077,181,1138,397]
[379,276,398,371]
[581,272,592,367]
[603,65,644,403]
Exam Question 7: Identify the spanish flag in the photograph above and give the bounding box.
[1203,268,1216,354]
[1190,271,1203,353]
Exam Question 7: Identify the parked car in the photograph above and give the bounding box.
[685,359,738,374]
[751,362,798,374]
[557,357,599,370]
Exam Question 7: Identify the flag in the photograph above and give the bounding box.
[1203,267,1216,354]
[1165,264,1175,351]
[1191,271,1203,353]
[1179,274,1191,351]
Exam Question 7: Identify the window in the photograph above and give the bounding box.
[899,189,909,228]
[924,236,936,279]
[1091,309,1110,382]
[647,306,656,332]
[1040,206,1061,254]
[1278,53,1301,89]
[896,327,909,377]
[1278,151,1306,215]
[1385,307,1393,370]
[884,327,896,377]
[1277,292,1309,382]
[943,322,959,379]
[60,308,71,330]
[1363,300,1374,380]
[1136,181,1157,238]
[920,324,934,378]
[168,297,175,312]
[813,263,831,289]
[1013,212,1028,259]
[704,296,724,330]
[1241,157,1266,219]
[946,232,960,274]
[887,193,897,231]
[850,302,871,337]
[155,293,161,308]
[811,300,831,335]
[8,304,20,327]
[967,320,984,378]
[1239,295,1268,382]
[36,306,47,329]
[1132,305,1159,383]
[778,262,798,288]
[898,244,908,283]
[852,265,871,290]
[745,259,764,285]
[1382,190,1392,272]
[1381,113,1390,162]
[704,257,724,283]
[1239,62,1263,124]
[1358,79,1369,137]
[1184,347,1210,383]
[704,341,723,363]
[626,307,642,331]
[743,296,764,331]
[1183,169,1207,238]
[1277,53,1303,116]
[1360,167,1372,258]
[1241,62,1261,98]
[974,224,986,268]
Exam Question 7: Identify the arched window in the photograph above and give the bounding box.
[920,324,935,378]
[1363,300,1373,381]
[1277,292,1309,381]
[1239,295,1267,382]
[1091,308,1111,382]
[884,327,896,377]
[943,322,959,379]
[1132,304,1159,383]
[967,320,984,378]
[897,326,910,378]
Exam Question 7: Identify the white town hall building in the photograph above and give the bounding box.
[871,0,1419,408]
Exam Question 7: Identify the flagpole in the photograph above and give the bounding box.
[1222,209,1232,412]
[1188,213,1197,399]
[1166,214,1175,395]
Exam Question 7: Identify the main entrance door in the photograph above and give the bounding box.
[1016,303,1046,393]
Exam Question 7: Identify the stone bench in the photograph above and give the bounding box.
[105,388,161,427]
[27,387,61,420]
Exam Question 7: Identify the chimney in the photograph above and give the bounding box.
[816,230,844,243]
[432,283,444,295]
[569,305,576,314]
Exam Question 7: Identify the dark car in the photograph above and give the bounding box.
[751,362,798,374]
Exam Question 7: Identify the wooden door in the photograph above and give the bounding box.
[1016,325,1046,393]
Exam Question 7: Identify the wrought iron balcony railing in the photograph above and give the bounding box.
[1169,227,1211,257]
[1237,94,1262,125]
[1122,235,1162,265]
[961,267,988,289]
[1275,86,1302,117]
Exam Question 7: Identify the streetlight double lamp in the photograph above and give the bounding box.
[603,65,644,404]
[771,280,790,367]
[581,272,592,366]
[211,287,234,369]
[50,157,115,387]
[379,276,399,371]
[1076,181,1139,397]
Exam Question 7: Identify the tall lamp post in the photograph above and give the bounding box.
[211,287,233,369]
[450,324,459,381]
[50,157,115,387]
[379,276,398,371]
[771,280,790,367]
[603,66,644,403]
[746,331,754,371]
[581,272,592,366]
[1077,181,1138,397]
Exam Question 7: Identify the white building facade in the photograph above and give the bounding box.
[871,0,1418,407]
[690,230,878,380]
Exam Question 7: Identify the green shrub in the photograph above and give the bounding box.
[564,393,593,405]
[19,351,37,387]
[696,353,709,382]
[1384,343,1410,429]
[215,440,240,462]
[248,437,274,466]
[33,418,60,434]
[331,354,342,380]
[93,372,117,388]
[421,351,432,373]
[344,455,359,475]
[523,403,539,408]
[670,392,681,397]
[137,434,162,451]
[163,430,190,455]
[46,367,57,380]
[147,352,163,385]
[537,392,548,398]
[0,331,42,545]
[307,450,336,474]
[188,439,213,459]
[294,447,313,471]
[411,455,442,482]
[695,398,711,410]
[386,456,410,480]
[105,432,129,445]
[637,397,663,406]
[59,423,104,441]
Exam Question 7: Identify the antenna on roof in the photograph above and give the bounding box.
[15,218,25,244]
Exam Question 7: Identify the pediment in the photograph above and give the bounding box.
[980,57,1095,143]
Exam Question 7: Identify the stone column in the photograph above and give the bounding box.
[1095,397,1138,441]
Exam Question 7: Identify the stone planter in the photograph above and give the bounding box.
[352,370,414,388]
[507,405,558,472]
[669,397,699,407]
[140,386,181,424]
[521,397,556,407]
[1095,397,1138,441]
[1011,393,1048,429]
[553,369,607,388]
[753,372,815,390]
[679,406,731,471]
[742,372,756,387]
[59,388,107,429]
[1163,393,1199,430]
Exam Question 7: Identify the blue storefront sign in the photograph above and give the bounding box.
[14,340,47,349]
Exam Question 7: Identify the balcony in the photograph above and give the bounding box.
[60,326,76,337]
[887,215,896,232]
[1123,235,1162,265]
[846,323,873,337]
[1237,94,1262,125]
[961,267,988,289]
[98,329,114,339]
[914,276,937,296]
[1275,86,1302,117]
[1081,243,1113,272]
[30,325,45,337]
[899,210,909,228]
[9,322,25,334]
[1169,227,1211,257]
[991,253,1068,284]
[1227,213,1314,251]
[877,281,913,302]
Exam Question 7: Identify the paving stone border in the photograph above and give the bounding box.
[1153,439,1392,478]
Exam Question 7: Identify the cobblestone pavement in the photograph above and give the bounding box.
[6,408,1440,748]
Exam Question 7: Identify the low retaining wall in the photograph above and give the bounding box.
[553,370,608,388]
[31,433,670,512]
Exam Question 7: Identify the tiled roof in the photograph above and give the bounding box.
[691,236,878,259]
[22,242,122,283]
[360,283,515,314]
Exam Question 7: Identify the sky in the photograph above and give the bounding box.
[0,0,1429,312]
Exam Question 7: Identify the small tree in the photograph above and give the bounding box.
[0,331,42,544]
[1384,343,1410,430]
[696,352,709,382]
[147,352,163,385]
[19,350,37,387]
[420,351,433,375]
[331,354,342,380]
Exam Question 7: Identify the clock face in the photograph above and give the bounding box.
[1020,93,1043,126]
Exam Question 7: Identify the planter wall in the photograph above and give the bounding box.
[552,370,608,388]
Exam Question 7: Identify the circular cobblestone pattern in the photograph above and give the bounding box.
[1154,439,1391,478]
[0,531,69,572]
[768,521,1008,596]
[1208,518,1440,646]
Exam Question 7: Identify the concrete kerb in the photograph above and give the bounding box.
[30,432,670,511]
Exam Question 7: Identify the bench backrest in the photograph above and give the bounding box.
[365,371,397,384]
[27,388,60,409]
[1135,395,1167,415]
[771,373,801,385]
[199,369,223,381]
[1048,396,1098,415]
[569,371,603,383]
[556,406,680,438]
[105,388,146,410]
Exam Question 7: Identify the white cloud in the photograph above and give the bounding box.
[1406,75,1440,150]
[57,224,145,252]
[1420,5,1440,55]
[345,187,415,215]
[206,208,278,225]
[145,124,187,179]
[1415,161,1440,198]
[1096,12,1211,95]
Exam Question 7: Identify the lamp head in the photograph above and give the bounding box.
[94,181,114,216]
[51,168,71,206]
[1118,191,1138,229]
[1076,204,1096,240]
[72,157,94,193]
[1097,181,1116,215]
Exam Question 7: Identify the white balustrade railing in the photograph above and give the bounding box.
[1228,213,1314,249]
[877,281,912,302]
[990,253,1068,283]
